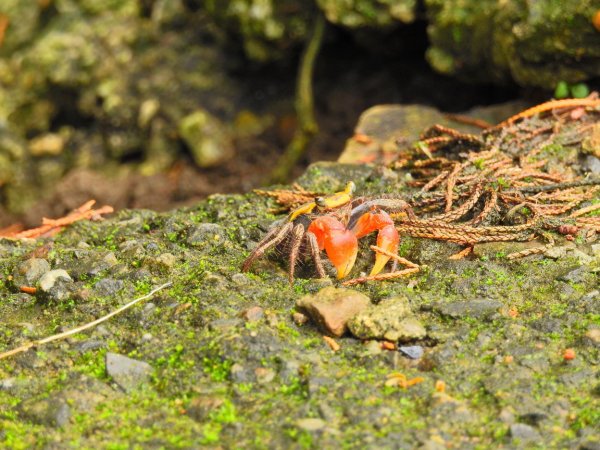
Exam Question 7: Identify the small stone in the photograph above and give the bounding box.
[230,363,253,383]
[363,340,383,355]
[61,386,106,413]
[398,345,424,359]
[241,306,264,322]
[18,258,50,284]
[231,273,249,285]
[280,360,300,382]
[74,339,105,353]
[93,278,124,296]
[296,286,371,337]
[29,133,64,156]
[292,312,309,326]
[178,109,234,167]
[105,352,152,392]
[591,244,600,257]
[254,367,275,383]
[544,246,571,259]
[348,296,426,342]
[585,328,600,344]
[143,253,177,272]
[186,223,226,246]
[38,269,72,292]
[187,396,224,422]
[384,317,427,342]
[559,266,592,284]
[19,396,71,427]
[510,423,541,443]
[570,249,593,265]
[434,298,502,320]
[583,155,600,174]
[156,253,177,268]
[208,318,241,331]
[296,418,326,432]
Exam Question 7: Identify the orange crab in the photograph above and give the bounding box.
[242,183,418,284]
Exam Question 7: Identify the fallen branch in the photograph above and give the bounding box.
[0,282,172,360]
[0,200,114,239]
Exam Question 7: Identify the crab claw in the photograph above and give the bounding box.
[349,210,399,276]
[309,216,358,279]
[370,224,399,276]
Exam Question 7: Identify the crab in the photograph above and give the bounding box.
[241,182,420,285]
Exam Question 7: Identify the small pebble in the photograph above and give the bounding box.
[292,312,309,326]
[241,306,263,322]
[399,345,424,359]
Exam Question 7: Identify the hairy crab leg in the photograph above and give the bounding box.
[306,231,326,278]
[288,222,306,284]
[242,221,294,272]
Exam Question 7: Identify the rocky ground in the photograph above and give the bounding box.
[1,105,599,447]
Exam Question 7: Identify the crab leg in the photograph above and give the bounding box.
[241,221,294,272]
[306,231,327,278]
[288,222,307,284]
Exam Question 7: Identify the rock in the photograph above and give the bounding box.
[187,396,224,422]
[230,363,253,383]
[398,345,424,359]
[280,360,301,382]
[472,241,541,259]
[433,298,502,320]
[143,252,177,272]
[582,155,600,174]
[38,269,72,292]
[60,388,108,414]
[231,273,250,286]
[510,423,542,444]
[105,352,152,392]
[296,418,326,432]
[348,296,426,342]
[254,367,275,384]
[585,328,600,345]
[155,252,177,268]
[93,278,124,296]
[37,269,74,300]
[208,318,242,331]
[559,266,592,284]
[29,133,65,156]
[545,246,593,264]
[186,223,226,247]
[19,396,71,427]
[338,105,449,164]
[178,109,234,167]
[296,286,371,337]
[74,339,105,353]
[241,306,264,322]
[292,311,309,326]
[18,258,50,284]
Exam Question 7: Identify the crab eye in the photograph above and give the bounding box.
[315,197,326,207]
[345,181,356,195]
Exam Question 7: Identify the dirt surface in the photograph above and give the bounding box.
[1,106,598,449]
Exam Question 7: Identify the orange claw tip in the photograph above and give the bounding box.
[370,225,399,276]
